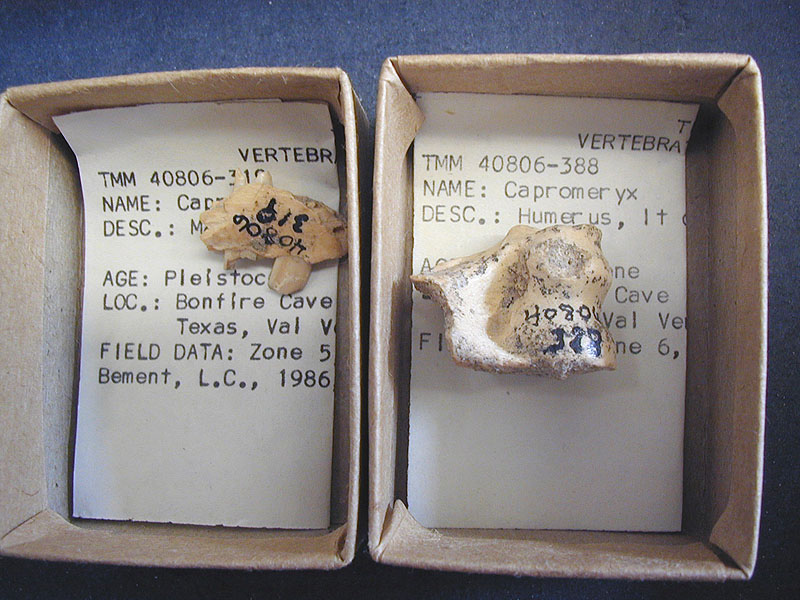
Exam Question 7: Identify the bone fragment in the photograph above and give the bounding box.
[269,255,313,294]
[411,224,616,379]
[200,171,346,293]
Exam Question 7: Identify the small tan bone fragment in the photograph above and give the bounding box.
[269,255,313,294]
[411,224,617,379]
[200,170,347,293]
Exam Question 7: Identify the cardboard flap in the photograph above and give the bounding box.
[2,509,351,569]
[372,499,416,560]
[0,94,50,539]
[1,508,72,549]
[6,67,346,133]
[376,58,425,152]
[368,58,423,549]
[707,58,767,578]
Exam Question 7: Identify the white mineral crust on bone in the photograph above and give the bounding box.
[200,171,347,294]
[411,224,617,379]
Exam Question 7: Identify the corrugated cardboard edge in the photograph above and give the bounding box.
[706,58,767,578]
[368,53,766,580]
[0,67,363,570]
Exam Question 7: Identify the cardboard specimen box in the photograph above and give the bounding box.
[369,54,766,580]
[0,67,366,569]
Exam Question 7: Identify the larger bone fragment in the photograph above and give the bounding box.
[200,171,347,294]
[411,224,616,379]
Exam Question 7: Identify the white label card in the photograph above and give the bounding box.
[409,93,698,531]
[56,101,339,528]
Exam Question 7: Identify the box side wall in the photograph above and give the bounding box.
[6,68,346,133]
[704,113,739,537]
[42,132,83,519]
[374,501,744,581]
[368,60,423,551]
[330,70,367,564]
[680,61,766,577]
[395,53,749,103]
[682,106,714,539]
[2,509,348,569]
[0,96,50,539]
[330,99,353,529]
[707,60,767,577]
[683,105,758,560]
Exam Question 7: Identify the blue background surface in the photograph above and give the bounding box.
[1,1,798,597]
